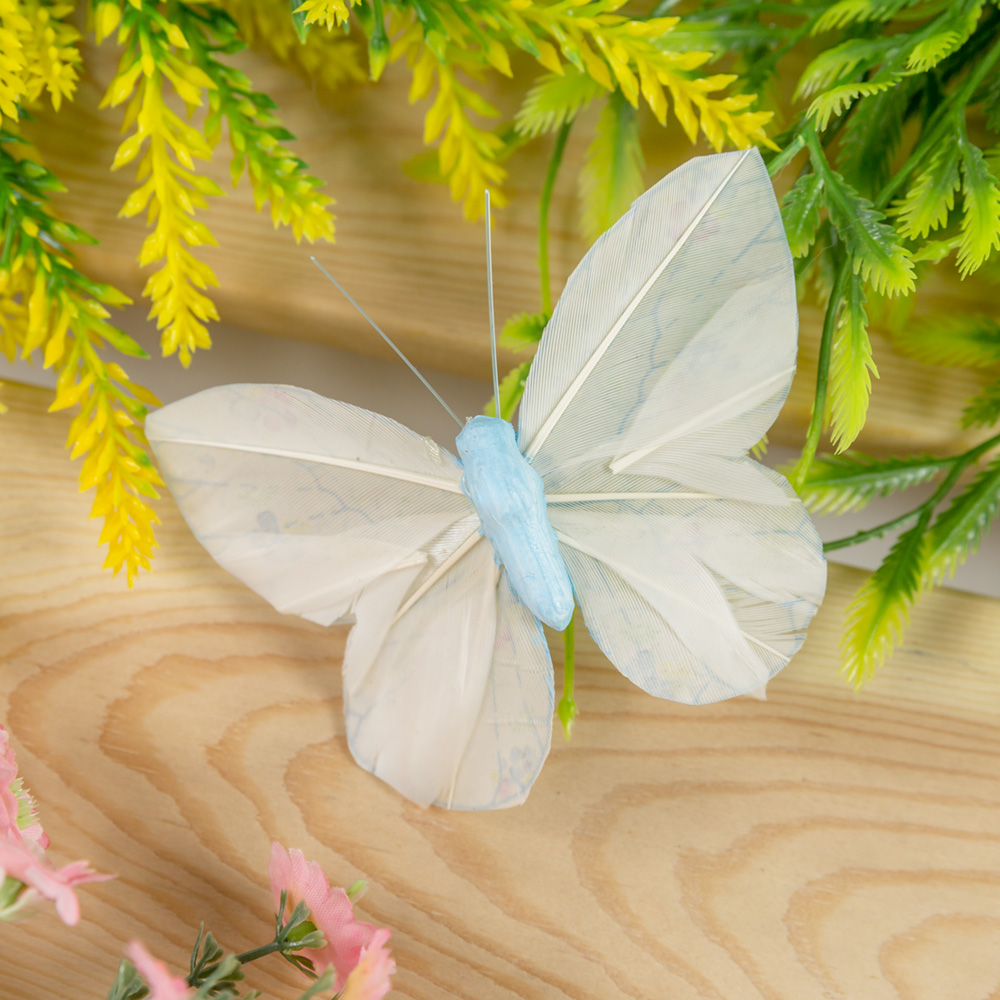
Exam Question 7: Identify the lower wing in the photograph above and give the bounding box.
[547,471,826,704]
[344,535,554,809]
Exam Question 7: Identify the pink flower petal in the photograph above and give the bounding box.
[340,927,395,1000]
[125,941,194,1000]
[0,838,113,926]
[268,843,386,991]
[0,726,48,849]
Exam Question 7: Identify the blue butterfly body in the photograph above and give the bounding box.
[456,415,574,631]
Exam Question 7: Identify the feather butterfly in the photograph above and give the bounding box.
[146,149,827,810]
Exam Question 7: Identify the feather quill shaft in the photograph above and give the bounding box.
[145,435,466,493]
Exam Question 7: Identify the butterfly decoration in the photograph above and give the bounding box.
[146,148,827,811]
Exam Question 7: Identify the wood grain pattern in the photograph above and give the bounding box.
[29,39,996,456]
[1,380,999,999]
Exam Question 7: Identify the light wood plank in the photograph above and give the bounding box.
[1,381,998,999]
[28,41,995,455]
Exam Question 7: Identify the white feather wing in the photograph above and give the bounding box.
[148,384,554,807]
[344,540,554,809]
[519,148,797,495]
[518,148,826,701]
[549,482,825,703]
[145,384,473,625]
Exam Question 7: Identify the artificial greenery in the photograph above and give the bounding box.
[500,0,1000,685]
[105,894,338,1000]
[2,0,999,684]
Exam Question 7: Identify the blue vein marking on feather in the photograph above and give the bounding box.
[456,415,574,631]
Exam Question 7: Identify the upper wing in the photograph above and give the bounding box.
[344,538,554,809]
[517,148,826,701]
[518,148,797,500]
[145,384,474,625]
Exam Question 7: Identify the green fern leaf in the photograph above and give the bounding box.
[499,311,548,352]
[795,451,948,515]
[962,381,1000,428]
[515,69,604,138]
[924,456,1000,585]
[484,360,532,420]
[905,0,984,74]
[895,315,1000,368]
[893,144,961,239]
[813,155,916,296]
[807,79,899,131]
[829,271,877,452]
[957,134,1000,277]
[781,172,825,258]
[796,38,892,100]
[579,92,644,243]
[813,0,916,33]
[841,517,929,686]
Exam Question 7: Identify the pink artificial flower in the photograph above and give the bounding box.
[0,725,48,850]
[0,837,114,925]
[340,927,395,1000]
[125,941,194,1000]
[269,843,389,992]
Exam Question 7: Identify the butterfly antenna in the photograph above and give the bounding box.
[310,257,463,429]
[485,189,500,418]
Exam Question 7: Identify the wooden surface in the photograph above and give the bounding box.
[2,380,999,999]
[29,39,995,457]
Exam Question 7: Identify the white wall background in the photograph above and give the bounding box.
[5,303,998,599]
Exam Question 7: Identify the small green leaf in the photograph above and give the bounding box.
[962,381,1000,428]
[957,133,1000,277]
[293,968,336,1000]
[796,37,892,100]
[829,270,877,452]
[924,455,1000,585]
[813,0,915,34]
[105,960,144,1000]
[485,360,532,420]
[97,325,150,359]
[905,0,984,73]
[807,79,899,132]
[841,515,929,686]
[514,68,603,138]
[290,0,310,42]
[909,235,961,263]
[499,312,548,352]
[579,91,644,243]
[48,219,99,246]
[794,451,948,515]
[781,172,825,258]
[895,315,1000,368]
[810,143,915,296]
[893,144,961,239]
